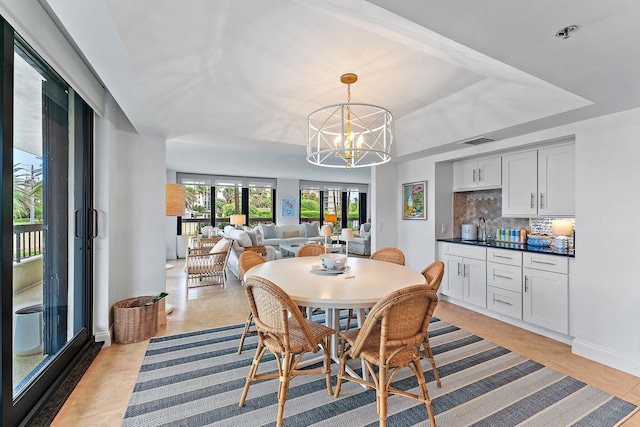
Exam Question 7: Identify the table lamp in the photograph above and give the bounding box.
[230,214,246,229]
[320,225,332,253]
[552,219,572,250]
[340,228,354,266]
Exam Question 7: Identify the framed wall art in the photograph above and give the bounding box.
[402,181,426,220]
[281,197,297,218]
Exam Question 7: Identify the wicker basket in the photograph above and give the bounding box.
[113,296,158,344]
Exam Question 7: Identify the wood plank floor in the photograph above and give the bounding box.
[52,259,640,426]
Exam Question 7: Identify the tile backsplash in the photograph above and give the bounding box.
[453,189,574,247]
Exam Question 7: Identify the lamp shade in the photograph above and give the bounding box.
[320,225,332,237]
[552,219,573,236]
[340,228,354,242]
[230,214,246,226]
[166,183,186,216]
[324,214,338,223]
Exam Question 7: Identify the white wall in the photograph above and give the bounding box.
[94,94,167,344]
[276,178,299,225]
[390,107,640,377]
[371,163,398,251]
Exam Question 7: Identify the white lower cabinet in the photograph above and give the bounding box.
[523,266,569,334]
[487,286,522,319]
[440,243,571,336]
[440,243,486,308]
[522,252,569,334]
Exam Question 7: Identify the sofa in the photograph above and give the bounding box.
[349,223,372,256]
[255,223,325,250]
[221,226,282,279]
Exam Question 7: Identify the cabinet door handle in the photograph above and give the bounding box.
[494,273,512,280]
[539,193,544,209]
[531,259,556,266]
[494,296,513,306]
[463,264,468,278]
[457,262,461,276]
[524,276,528,292]
[493,254,513,259]
[530,193,535,209]
[478,167,483,182]
[473,169,476,182]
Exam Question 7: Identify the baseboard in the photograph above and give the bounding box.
[572,338,640,378]
[94,328,112,347]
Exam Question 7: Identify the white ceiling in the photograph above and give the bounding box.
[44,0,640,178]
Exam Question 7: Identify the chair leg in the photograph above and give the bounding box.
[413,358,436,426]
[345,309,354,330]
[276,352,293,427]
[423,337,441,387]
[239,342,266,407]
[377,365,389,427]
[237,312,254,354]
[333,338,347,397]
[323,336,332,395]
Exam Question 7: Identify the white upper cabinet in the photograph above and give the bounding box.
[453,156,501,191]
[502,143,575,217]
[538,144,575,216]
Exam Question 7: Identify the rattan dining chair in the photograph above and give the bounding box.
[370,247,406,265]
[420,260,445,387]
[345,247,407,330]
[237,251,267,354]
[239,276,335,427]
[334,285,439,427]
[297,243,326,257]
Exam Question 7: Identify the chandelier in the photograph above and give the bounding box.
[307,73,393,169]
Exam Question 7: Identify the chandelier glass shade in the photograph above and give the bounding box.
[307,74,393,169]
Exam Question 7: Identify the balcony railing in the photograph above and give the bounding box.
[13,224,44,263]
[181,217,275,236]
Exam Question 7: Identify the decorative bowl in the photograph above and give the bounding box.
[319,253,347,271]
[527,235,552,247]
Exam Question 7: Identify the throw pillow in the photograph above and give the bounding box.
[245,229,258,246]
[261,223,277,239]
[283,230,299,238]
[304,222,319,237]
[254,227,264,245]
[209,238,230,254]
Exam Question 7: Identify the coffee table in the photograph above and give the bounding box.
[279,243,343,257]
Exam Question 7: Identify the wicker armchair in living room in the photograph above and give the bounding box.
[185,238,232,292]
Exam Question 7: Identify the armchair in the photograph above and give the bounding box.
[349,223,371,256]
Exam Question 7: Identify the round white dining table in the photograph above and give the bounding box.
[245,256,426,381]
[245,256,426,310]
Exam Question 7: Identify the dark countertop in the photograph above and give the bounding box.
[438,238,575,258]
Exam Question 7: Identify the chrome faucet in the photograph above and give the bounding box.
[479,217,487,242]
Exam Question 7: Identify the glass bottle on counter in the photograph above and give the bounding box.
[520,229,527,243]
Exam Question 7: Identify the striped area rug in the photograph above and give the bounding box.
[122,318,637,426]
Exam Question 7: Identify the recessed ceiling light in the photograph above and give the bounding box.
[555,25,578,39]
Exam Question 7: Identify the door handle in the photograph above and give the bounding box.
[463,264,468,278]
[89,208,98,238]
[478,167,482,182]
[493,274,512,280]
[74,209,81,238]
[530,193,535,209]
[473,169,476,182]
[524,276,528,292]
[457,262,461,276]
[539,193,544,209]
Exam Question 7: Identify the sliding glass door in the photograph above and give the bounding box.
[2,22,94,425]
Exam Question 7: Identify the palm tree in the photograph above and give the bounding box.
[13,163,42,223]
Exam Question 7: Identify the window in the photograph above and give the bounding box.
[248,186,273,226]
[300,189,320,223]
